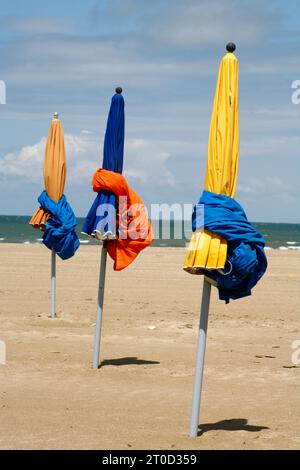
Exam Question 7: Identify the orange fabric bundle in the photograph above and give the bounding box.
[92,169,153,271]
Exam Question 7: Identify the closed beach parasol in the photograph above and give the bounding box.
[30,113,66,228]
[29,113,79,317]
[82,87,124,241]
[184,44,267,437]
[83,88,153,369]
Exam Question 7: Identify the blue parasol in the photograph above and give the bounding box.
[82,87,125,239]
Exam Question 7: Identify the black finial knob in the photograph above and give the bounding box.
[226,42,236,53]
[115,87,122,94]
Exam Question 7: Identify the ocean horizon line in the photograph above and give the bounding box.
[0,214,299,225]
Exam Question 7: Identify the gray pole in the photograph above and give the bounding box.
[189,277,211,437]
[92,242,108,369]
[50,111,59,320]
[51,248,56,318]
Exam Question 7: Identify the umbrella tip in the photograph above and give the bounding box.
[53,112,59,119]
[226,42,236,53]
[115,87,123,94]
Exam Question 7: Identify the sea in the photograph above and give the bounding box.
[0,216,299,250]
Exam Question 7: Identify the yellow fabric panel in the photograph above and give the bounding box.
[30,118,66,228]
[204,52,239,198]
[217,237,228,268]
[184,51,239,275]
[206,233,221,269]
[184,230,228,273]
[192,230,210,267]
[184,230,208,274]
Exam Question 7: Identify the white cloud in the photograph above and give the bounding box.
[240,134,300,158]
[3,0,276,90]
[0,133,176,187]
[0,1,292,95]
[0,134,99,183]
[124,138,175,186]
[3,34,214,87]
[0,137,46,178]
[86,0,278,48]
[151,0,277,46]
[238,176,296,201]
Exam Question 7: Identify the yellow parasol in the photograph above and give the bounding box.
[29,113,66,228]
[188,43,239,437]
[184,44,239,273]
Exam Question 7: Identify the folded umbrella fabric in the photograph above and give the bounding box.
[82,92,125,240]
[86,168,153,271]
[192,190,267,303]
[38,190,80,260]
[82,190,117,239]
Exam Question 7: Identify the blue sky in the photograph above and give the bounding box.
[0,0,299,222]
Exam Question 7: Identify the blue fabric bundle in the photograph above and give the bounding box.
[192,190,267,303]
[38,191,80,260]
[82,189,117,238]
[82,92,124,237]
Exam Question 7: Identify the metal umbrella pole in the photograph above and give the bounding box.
[51,248,56,318]
[92,241,108,369]
[189,278,212,437]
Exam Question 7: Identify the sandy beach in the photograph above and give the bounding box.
[0,243,299,449]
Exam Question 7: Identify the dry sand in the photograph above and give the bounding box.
[0,243,299,449]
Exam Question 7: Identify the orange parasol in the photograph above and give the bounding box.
[29,113,66,228]
[29,112,67,318]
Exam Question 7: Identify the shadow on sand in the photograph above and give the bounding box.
[100,356,160,367]
[198,418,269,436]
